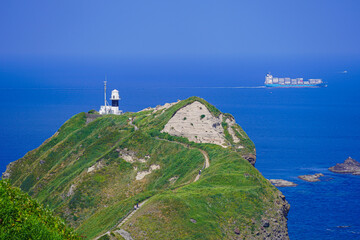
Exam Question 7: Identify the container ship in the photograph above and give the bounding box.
[265,73,326,88]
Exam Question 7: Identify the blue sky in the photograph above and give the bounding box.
[1,0,360,59]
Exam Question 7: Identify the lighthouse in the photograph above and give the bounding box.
[110,89,120,107]
[99,80,122,115]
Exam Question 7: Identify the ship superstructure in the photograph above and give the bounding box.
[265,73,326,88]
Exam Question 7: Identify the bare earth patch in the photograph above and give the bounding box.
[87,160,104,173]
[66,184,76,197]
[226,118,240,143]
[136,165,161,180]
[117,148,148,163]
[161,101,227,146]
[168,176,178,184]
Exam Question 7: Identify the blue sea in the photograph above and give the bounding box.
[1,57,360,239]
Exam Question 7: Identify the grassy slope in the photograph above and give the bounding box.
[0,180,80,240]
[5,96,283,239]
[120,144,281,239]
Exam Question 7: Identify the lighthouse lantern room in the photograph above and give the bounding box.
[110,89,120,107]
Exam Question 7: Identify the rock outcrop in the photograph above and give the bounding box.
[270,179,297,187]
[161,100,256,166]
[135,164,161,180]
[87,160,105,173]
[2,162,13,179]
[298,173,324,182]
[255,193,290,240]
[117,148,149,163]
[243,154,256,166]
[161,101,227,146]
[329,157,360,175]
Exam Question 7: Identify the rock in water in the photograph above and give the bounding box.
[298,173,324,182]
[269,179,297,187]
[337,225,351,228]
[329,157,360,175]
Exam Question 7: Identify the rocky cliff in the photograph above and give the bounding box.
[3,96,289,239]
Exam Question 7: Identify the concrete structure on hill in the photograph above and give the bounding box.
[99,80,122,115]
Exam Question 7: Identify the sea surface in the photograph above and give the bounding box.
[1,57,360,239]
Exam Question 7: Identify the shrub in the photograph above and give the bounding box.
[0,180,80,240]
[88,110,99,114]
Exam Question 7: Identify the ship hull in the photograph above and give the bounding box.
[265,83,326,88]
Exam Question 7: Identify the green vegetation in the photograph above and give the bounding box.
[88,109,99,114]
[4,96,285,239]
[120,143,281,239]
[220,114,255,154]
[0,180,80,240]
[200,114,205,120]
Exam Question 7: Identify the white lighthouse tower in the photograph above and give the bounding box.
[110,89,120,107]
[99,80,122,115]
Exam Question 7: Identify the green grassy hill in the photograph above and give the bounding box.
[0,180,80,240]
[3,97,289,239]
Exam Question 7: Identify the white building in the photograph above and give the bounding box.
[99,81,122,115]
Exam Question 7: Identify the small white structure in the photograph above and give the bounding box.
[99,80,122,115]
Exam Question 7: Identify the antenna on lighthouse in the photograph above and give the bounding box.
[104,76,107,108]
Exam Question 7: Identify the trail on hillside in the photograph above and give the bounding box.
[193,149,209,182]
[154,137,210,182]
[117,199,150,228]
[94,123,210,239]
[128,118,138,131]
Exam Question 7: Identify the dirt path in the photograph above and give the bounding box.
[193,149,209,182]
[94,199,149,240]
[127,119,209,176]
[128,118,138,131]
[94,137,210,239]
[154,137,210,182]
[117,199,149,228]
